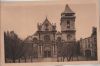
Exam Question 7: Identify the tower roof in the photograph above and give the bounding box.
[63,4,75,14]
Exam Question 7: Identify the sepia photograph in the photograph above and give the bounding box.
[0,0,100,65]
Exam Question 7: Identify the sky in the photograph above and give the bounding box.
[1,1,97,40]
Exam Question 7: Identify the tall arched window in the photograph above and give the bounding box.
[67,34,72,41]
[44,35,50,41]
[67,20,70,29]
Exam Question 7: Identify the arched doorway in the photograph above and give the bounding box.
[44,51,51,57]
[43,35,52,57]
[43,46,51,57]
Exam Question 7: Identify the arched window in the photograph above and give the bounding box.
[67,34,72,41]
[33,38,38,43]
[44,35,50,41]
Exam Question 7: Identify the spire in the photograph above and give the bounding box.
[63,4,75,14]
[44,16,49,23]
[46,16,47,20]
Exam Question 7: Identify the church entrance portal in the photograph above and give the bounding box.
[44,51,51,57]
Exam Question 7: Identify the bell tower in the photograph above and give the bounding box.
[60,4,76,42]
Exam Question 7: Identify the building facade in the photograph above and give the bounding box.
[79,27,97,59]
[23,4,76,58]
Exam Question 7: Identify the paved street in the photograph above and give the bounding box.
[6,56,94,63]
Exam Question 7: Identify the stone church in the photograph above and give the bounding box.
[24,4,76,58]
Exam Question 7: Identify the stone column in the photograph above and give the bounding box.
[52,44,54,57]
[38,45,41,58]
[41,45,43,57]
[54,44,57,57]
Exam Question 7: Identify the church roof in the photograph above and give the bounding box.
[33,31,38,36]
[63,4,75,14]
[42,17,51,25]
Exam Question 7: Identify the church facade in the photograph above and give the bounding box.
[24,5,76,58]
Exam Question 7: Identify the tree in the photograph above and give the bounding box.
[4,31,23,63]
[61,42,79,61]
[56,37,63,62]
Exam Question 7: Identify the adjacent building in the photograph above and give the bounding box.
[79,27,97,59]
